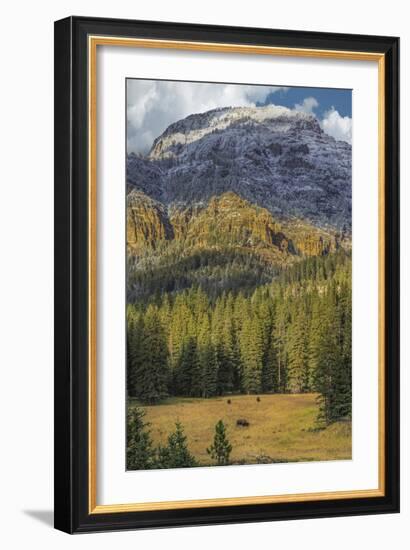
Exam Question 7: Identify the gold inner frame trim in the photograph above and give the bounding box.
[88,35,386,514]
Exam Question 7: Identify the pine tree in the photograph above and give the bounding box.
[287,306,310,393]
[127,311,147,398]
[220,313,238,393]
[175,337,201,396]
[189,337,203,397]
[127,311,136,396]
[313,291,342,425]
[257,299,276,392]
[126,407,156,470]
[169,296,196,391]
[197,314,218,397]
[191,286,209,319]
[156,421,198,468]
[138,305,169,404]
[224,293,242,392]
[212,297,235,394]
[158,293,172,339]
[233,292,250,334]
[239,314,263,393]
[272,296,289,393]
[341,282,352,419]
[207,420,232,466]
[308,292,323,389]
[201,341,218,397]
[332,281,352,419]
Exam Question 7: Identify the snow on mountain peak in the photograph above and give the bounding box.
[149,104,320,160]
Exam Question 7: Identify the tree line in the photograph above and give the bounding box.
[127,252,352,425]
[127,244,278,302]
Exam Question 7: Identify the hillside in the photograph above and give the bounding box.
[127,189,344,258]
[126,189,348,301]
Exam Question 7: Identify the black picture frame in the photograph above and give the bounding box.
[54,15,400,534]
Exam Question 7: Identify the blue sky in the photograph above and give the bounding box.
[261,86,351,118]
[127,79,352,154]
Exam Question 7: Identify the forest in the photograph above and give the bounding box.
[127,250,352,426]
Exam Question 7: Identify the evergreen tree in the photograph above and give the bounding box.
[233,292,250,334]
[138,305,169,404]
[207,420,232,466]
[220,313,238,393]
[158,293,172,339]
[175,337,201,396]
[332,281,352,419]
[313,292,342,424]
[341,282,352,419]
[240,315,263,393]
[272,297,289,393]
[126,407,156,470]
[127,310,136,397]
[156,421,198,468]
[212,297,235,394]
[127,311,147,399]
[189,338,204,397]
[169,299,192,372]
[287,306,310,393]
[257,300,276,392]
[197,314,218,397]
[308,292,323,388]
[201,341,219,397]
[191,286,209,319]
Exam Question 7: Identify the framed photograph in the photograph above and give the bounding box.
[54,16,399,533]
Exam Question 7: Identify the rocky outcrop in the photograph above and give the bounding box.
[127,190,347,262]
[280,219,340,257]
[126,154,164,201]
[179,192,291,254]
[127,190,173,251]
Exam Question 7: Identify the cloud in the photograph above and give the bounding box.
[293,97,351,144]
[294,96,319,114]
[321,108,352,144]
[127,84,352,152]
[127,80,287,153]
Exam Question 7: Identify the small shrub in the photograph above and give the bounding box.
[256,454,272,464]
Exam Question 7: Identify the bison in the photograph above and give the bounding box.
[236,418,250,427]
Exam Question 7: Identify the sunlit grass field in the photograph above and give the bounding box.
[128,393,351,465]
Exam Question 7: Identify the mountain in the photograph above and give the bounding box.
[126,104,351,301]
[127,104,351,229]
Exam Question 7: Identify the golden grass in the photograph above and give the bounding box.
[128,393,351,466]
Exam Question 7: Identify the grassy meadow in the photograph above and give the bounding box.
[128,393,351,466]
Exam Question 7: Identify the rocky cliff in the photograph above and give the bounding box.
[127,190,342,262]
[127,190,173,252]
